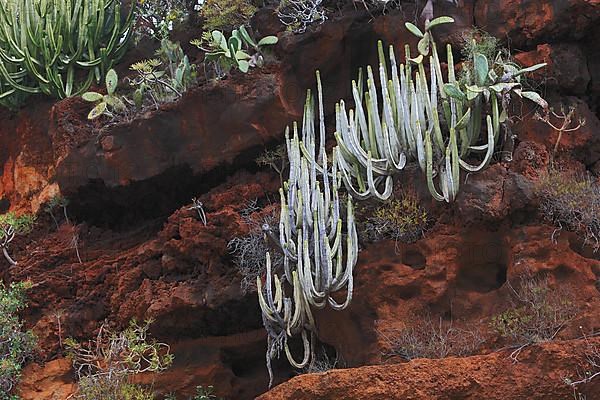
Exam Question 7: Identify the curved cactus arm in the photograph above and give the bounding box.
[257,273,284,324]
[459,115,495,172]
[286,271,309,334]
[389,47,409,151]
[366,152,394,201]
[425,129,446,202]
[316,71,326,159]
[381,123,407,171]
[284,329,312,369]
[334,145,373,200]
[0,61,40,93]
[336,100,390,174]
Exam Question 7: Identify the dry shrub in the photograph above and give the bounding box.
[536,170,600,252]
[227,201,282,293]
[380,315,483,361]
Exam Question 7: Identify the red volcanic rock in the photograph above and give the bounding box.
[18,358,76,400]
[10,171,282,399]
[258,338,600,400]
[307,218,600,370]
[475,0,600,47]
[514,43,591,95]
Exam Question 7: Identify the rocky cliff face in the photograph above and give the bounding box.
[2,1,600,399]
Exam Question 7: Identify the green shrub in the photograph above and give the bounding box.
[129,39,197,109]
[200,0,257,32]
[77,379,155,400]
[192,386,222,400]
[491,274,575,346]
[135,0,198,40]
[0,281,36,400]
[0,0,136,103]
[0,212,35,266]
[536,170,600,252]
[361,192,428,243]
[66,320,173,400]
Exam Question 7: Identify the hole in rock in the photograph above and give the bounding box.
[63,157,260,229]
[221,338,271,379]
[0,197,9,213]
[456,230,508,293]
[402,249,426,270]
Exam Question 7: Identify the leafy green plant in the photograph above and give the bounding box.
[130,39,196,109]
[156,39,197,93]
[191,26,278,78]
[82,69,127,120]
[0,212,35,266]
[44,195,70,229]
[199,0,257,32]
[66,319,173,400]
[192,386,222,400]
[0,281,36,399]
[536,170,600,252]
[0,0,136,102]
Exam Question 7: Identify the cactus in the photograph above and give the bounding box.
[333,17,547,202]
[258,73,357,385]
[0,0,136,102]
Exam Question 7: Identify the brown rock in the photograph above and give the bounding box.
[475,0,600,48]
[18,359,76,400]
[514,43,591,94]
[258,338,600,400]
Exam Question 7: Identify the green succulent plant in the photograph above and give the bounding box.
[191,25,278,77]
[82,69,127,120]
[331,17,547,202]
[258,72,357,386]
[0,0,136,102]
[129,39,196,109]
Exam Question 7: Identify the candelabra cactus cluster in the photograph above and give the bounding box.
[258,17,548,381]
[335,17,547,202]
[258,73,358,385]
[0,0,136,103]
